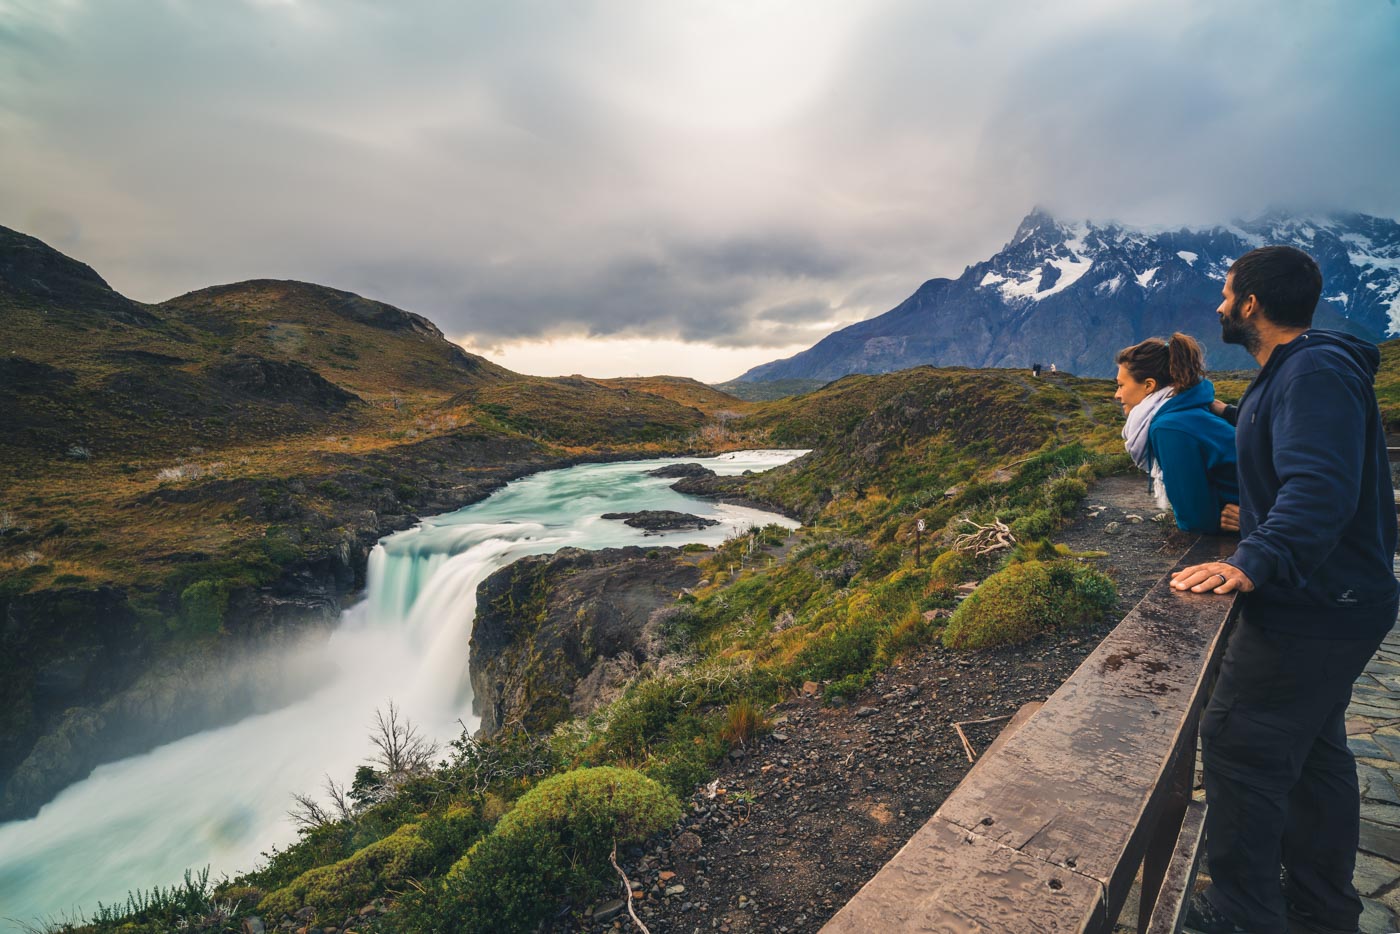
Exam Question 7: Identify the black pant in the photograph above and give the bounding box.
[1200,614,1387,933]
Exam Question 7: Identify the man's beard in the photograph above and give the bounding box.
[1220,299,1261,355]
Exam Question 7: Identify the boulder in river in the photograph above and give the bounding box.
[645,463,716,479]
[601,510,720,533]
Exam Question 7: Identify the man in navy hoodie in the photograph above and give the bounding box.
[1172,246,1398,934]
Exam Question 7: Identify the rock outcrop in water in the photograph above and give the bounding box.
[601,510,720,533]
[469,546,702,736]
[645,462,715,479]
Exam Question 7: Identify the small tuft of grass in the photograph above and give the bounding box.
[720,697,766,746]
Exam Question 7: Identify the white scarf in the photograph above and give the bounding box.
[1122,386,1175,512]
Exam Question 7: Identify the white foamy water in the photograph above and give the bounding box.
[0,450,805,929]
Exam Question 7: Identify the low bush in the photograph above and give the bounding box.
[941,560,1116,650]
[926,548,976,592]
[400,767,681,934]
[177,579,230,635]
[258,807,484,924]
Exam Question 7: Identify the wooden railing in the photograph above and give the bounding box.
[821,537,1241,933]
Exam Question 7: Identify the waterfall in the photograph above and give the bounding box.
[0,450,804,930]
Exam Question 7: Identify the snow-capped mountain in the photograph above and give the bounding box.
[735,208,1400,382]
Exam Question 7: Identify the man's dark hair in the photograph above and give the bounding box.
[1227,245,1323,329]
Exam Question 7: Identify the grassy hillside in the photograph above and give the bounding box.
[711,376,828,401]
[0,226,745,824]
[57,366,1142,933]
[0,243,724,597]
[12,218,1400,931]
[592,375,750,415]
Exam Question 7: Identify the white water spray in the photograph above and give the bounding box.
[0,450,804,929]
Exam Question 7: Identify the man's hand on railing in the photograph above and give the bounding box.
[1171,561,1254,594]
[1219,504,1240,533]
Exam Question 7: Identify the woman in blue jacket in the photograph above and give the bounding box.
[1114,332,1239,534]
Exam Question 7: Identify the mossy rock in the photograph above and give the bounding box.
[941,560,1116,650]
[418,767,680,933]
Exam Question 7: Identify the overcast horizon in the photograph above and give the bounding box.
[4,0,1399,381]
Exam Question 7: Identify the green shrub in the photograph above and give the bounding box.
[78,868,220,933]
[259,807,483,924]
[792,619,879,683]
[942,560,1116,650]
[1046,476,1088,509]
[1010,508,1057,540]
[316,479,350,500]
[927,548,976,591]
[404,767,681,934]
[177,579,229,635]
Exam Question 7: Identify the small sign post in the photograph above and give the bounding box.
[916,518,925,565]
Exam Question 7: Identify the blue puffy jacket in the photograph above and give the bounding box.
[1223,329,1398,639]
[1147,378,1240,534]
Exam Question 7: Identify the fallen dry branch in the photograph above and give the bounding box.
[610,842,651,934]
[954,517,1016,556]
[952,713,1015,763]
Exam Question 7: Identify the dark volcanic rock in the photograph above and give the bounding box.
[601,510,720,533]
[470,547,702,736]
[646,463,716,479]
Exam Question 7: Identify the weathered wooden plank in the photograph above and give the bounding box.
[978,701,1044,763]
[1144,800,1208,934]
[936,539,1236,882]
[821,537,1239,933]
[820,815,1105,933]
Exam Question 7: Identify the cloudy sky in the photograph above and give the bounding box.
[3,0,1399,380]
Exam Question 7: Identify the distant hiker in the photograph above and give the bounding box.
[1114,332,1238,534]
[1172,246,1398,934]
[1032,363,1042,377]
[1049,362,1057,373]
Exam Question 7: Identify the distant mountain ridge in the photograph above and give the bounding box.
[736,209,1400,381]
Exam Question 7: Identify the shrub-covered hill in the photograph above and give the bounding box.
[591,375,751,416]
[0,225,727,822]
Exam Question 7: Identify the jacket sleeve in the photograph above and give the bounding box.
[1152,428,1220,533]
[1225,368,1367,590]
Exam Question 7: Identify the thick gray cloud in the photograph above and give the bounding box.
[2,0,1398,375]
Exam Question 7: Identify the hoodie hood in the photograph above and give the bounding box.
[1266,328,1381,381]
[1159,378,1216,414]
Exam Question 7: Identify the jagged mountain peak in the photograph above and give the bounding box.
[737,207,1400,383]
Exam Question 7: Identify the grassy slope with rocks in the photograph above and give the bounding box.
[0,225,738,820]
[48,365,1162,934]
[13,218,1399,932]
